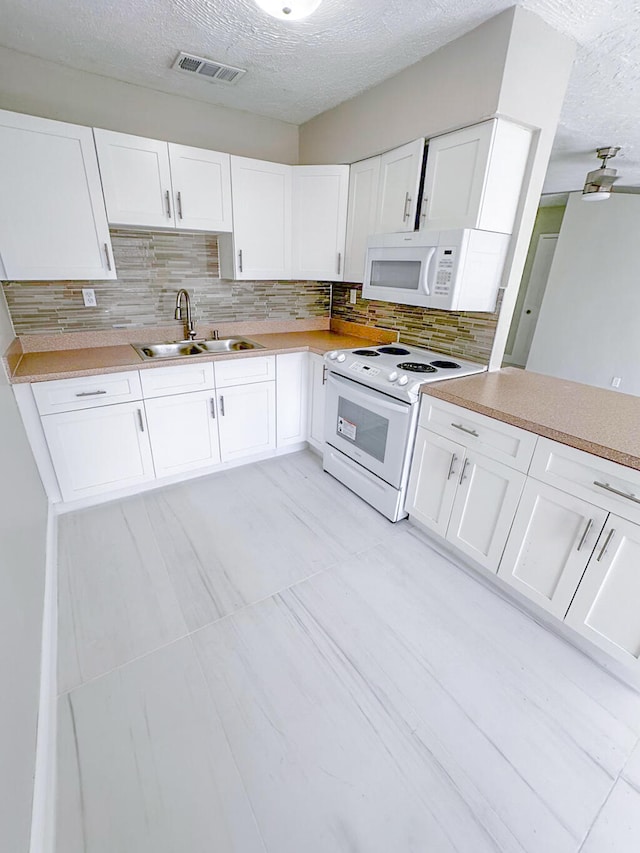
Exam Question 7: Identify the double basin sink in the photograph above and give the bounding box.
[133,337,264,360]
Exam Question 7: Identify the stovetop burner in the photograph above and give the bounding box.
[396,362,438,373]
[352,349,380,357]
[431,360,461,369]
[377,346,411,356]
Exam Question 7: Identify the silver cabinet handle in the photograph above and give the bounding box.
[177,191,183,220]
[597,528,615,562]
[104,243,112,271]
[458,458,470,485]
[238,249,243,273]
[447,453,458,481]
[593,481,640,504]
[75,389,107,397]
[137,409,145,432]
[420,196,428,221]
[322,365,327,385]
[337,252,342,275]
[451,422,479,438]
[576,518,593,552]
[403,191,411,221]
[165,189,172,218]
[210,397,216,419]
[219,395,225,417]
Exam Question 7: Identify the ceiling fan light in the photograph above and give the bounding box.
[254,0,322,20]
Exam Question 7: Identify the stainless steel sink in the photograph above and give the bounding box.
[132,338,264,360]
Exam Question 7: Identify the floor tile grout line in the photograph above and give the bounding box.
[576,773,618,852]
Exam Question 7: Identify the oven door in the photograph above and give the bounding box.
[325,372,414,488]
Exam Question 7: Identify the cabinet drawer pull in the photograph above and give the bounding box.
[165,189,172,218]
[137,408,145,432]
[458,458,469,485]
[447,453,458,481]
[219,395,225,417]
[210,397,216,419]
[337,252,342,275]
[238,249,243,273]
[177,191,183,220]
[451,422,479,438]
[593,481,640,504]
[597,528,615,562]
[576,518,593,552]
[75,389,107,397]
[322,365,327,385]
[403,191,411,221]
[104,243,112,271]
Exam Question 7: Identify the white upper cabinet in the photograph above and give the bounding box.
[291,165,349,281]
[94,129,232,232]
[167,143,232,232]
[221,156,292,280]
[0,110,115,281]
[375,138,425,233]
[94,129,175,229]
[422,119,531,234]
[343,156,381,283]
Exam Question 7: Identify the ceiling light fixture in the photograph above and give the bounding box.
[582,146,621,201]
[254,0,322,21]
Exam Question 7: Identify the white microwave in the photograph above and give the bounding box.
[362,229,510,311]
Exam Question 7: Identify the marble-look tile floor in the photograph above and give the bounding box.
[56,450,640,852]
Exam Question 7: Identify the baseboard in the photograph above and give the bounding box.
[29,504,58,853]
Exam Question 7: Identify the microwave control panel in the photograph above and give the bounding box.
[433,247,457,296]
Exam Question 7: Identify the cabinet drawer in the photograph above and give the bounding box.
[531,438,640,524]
[419,397,537,472]
[32,370,142,415]
[140,362,215,398]
[214,355,276,388]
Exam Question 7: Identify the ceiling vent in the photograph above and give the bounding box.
[172,52,246,85]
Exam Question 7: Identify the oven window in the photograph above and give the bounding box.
[336,397,388,462]
[370,259,421,290]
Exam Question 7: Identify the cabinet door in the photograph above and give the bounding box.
[291,165,349,281]
[307,353,327,451]
[343,156,381,283]
[168,143,232,232]
[145,390,220,478]
[41,402,154,502]
[228,156,292,280]
[276,352,308,447]
[375,139,425,233]
[0,110,115,280]
[565,516,640,666]
[498,480,608,618]
[446,451,525,571]
[94,128,174,228]
[405,429,464,537]
[217,382,276,462]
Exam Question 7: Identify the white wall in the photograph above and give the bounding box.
[527,192,640,395]
[0,45,298,164]
[0,290,48,853]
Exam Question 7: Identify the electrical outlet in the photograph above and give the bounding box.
[82,288,97,307]
[349,288,357,305]
[611,376,622,388]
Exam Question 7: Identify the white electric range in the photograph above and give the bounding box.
[322,343,486,521]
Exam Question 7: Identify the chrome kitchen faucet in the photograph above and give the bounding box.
[174,288,196,340]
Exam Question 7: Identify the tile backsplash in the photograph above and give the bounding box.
[2,229,331,335]
[332,282,501,363]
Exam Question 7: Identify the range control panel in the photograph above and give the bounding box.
[349,361,381,376]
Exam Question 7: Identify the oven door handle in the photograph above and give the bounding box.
[327,372,411,415]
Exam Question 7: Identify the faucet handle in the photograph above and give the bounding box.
[212,328,219,340]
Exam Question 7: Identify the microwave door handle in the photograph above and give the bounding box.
[421,246,437,296]
[327,373,411,415]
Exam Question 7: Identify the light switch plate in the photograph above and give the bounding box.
[349,289,357,305]
[82,288,97,307]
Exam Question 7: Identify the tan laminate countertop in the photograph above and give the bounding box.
[8,330,386,384]
[421,367,640,470]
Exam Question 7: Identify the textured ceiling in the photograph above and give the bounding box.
[1,0,639,192]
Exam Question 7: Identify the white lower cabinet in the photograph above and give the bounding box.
[406,430,463,537]
[276,353,308,448]
[217,382,276,463]
[565,516,640,665]
[144,390,220,478]
[498,480,607,618]
[41,401,154,501]
[307,353,327,451]
[446,451,525,570]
